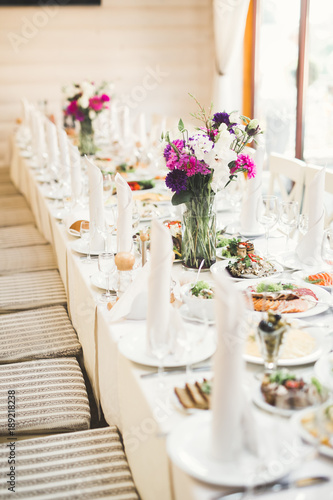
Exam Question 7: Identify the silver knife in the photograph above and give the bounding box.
[214,476,330,500]
[140,364,211,378]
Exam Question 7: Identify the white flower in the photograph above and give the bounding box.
[229,111,240,125]
[78,95,89,109]
[191,133,214,162]
[234,124,245,137]
[63,85,77,99]
[81,81,95,99]
[211,158,231,192]
[247,118,259,130]
[89,110,96,120]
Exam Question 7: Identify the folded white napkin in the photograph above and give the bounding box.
[46,120,59,167]
[58,128,70,180]
[69,144,82,204]
[240,146,264,234]
[32,112,47,168]
[296,168,326,266]
[115,173,133,253]
[146,219,174,354]
[211,270,258,461]
[85,156,106,252]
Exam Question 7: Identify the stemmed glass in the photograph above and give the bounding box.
[298,213,309,236]
[80,221,92,264]
[149,324,172,389]
[224,180,243,234]
[98,252,116,303]
[102,173,113,205]
[256,195,279,257]
[279,201,299,251]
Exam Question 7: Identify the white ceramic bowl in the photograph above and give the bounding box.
[180,283,215,322]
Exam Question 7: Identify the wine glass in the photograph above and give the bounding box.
[256,195,279,257]
[298,213,309,236]
[102,173,113,205]
[149,324,172,389]
[80,221,92,264]
[279,201,299,251]
[98,252,116,303]
[224,180,243,234]
[321,229,333,301]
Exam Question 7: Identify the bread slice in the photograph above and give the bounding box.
[174,387,197,409]
[185,383,209,409]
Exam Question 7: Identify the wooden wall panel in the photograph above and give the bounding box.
[0,0,214,167]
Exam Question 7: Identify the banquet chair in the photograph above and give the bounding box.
[0,194,28,209]
[302,164,333,227]
[0,244,57,275]
[0,206,35,227]
[267,153,306,205]
[0,358,90,436]
[0,224,47,249]
[0,183,19,196]
[0,167,11,184]
[0,270,67,313]
[0,427,139,499]
[0,306,81,364]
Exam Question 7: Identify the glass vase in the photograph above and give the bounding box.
[182,194,216,270]
[79,118,96,156]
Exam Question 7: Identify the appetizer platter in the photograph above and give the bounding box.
[216,237,254,260]
[253,369,328,417]
[237,278,331,317]
[132,192,171,204]
[211,255,283,280]
[180,281,215,322]
[174,378,212,412]
[133,219,182,261]
[292,403,333,458]
[292,270,333,291]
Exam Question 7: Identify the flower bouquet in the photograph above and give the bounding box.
[63,81,111,155]
[162,96,262,269]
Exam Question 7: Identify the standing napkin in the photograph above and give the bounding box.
[46,120,59,167]
[58,128,70,182]
[115,173,133,253]
[85,156,106,252]
[69,144,82,204]
[296,167,325,266]
[240,145,264,235]
[211,271,258,461]
[146,219,173,354]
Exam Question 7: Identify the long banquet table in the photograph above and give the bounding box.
[10,137,333,500]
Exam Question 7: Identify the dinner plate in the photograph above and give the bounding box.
[243,326,331,366]
[292,269,333,292]
[90,271,117,291]
[210,260,283,281]
[71,239,104,256]
[118,327,216,368]
[274,251,303,270]
[215,247,238,260]
[167,411,302,487]
[314,353,333,391]
[235,278,332,318]
[179,304,215,325]
[291,406,333,459]
[139,206,170,222]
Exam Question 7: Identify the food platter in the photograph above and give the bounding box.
[210,260,283,281]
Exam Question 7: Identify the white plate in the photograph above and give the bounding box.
[167,411,301,487]
[179,304,215,325]
[90,271,117,291]
[41,187,64,200]
[118,327,216,368]
[139,206,170,222]
[252,381,328,418]
[292,406,333,459]
[216,247,238,260]
[67,228,81,238]
[243,326,331,366]
[292,269,333,292]
[314,353,333,391]
[71,239,103,256]
[275,251,303,270]
[235,278,331,319]
[210,260,283,281]
[240,229,265,238]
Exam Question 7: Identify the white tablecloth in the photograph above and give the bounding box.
[10,138,333,500]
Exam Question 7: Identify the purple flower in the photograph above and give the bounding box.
[213,112,231,128]
[165,169,188,193]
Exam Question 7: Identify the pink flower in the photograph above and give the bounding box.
[89,96,104,112]
[66,100,78,115]
[231,154,257,178]
[101,94,110,102]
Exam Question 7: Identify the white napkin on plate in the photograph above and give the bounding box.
[296,167,326,266]
[115,173,133,253]
[211,270,258,461]
[85,156,106,252]
[46,119,59,167]
[146,219,174,354]
[240,145,264,235]
[69,144,82,204]
[58,128,70,180]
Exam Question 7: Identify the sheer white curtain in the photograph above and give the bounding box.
[213,0,250,110]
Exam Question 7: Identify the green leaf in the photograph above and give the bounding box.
[171,191,192,206]
[178,118,185,132]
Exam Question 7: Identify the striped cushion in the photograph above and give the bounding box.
[0,245,57,275]
[0,306,81,363]
[0,183,19,196]
[0,427,139,499]
[0,270,67,313]
[0,225,47,249]
[0,207,34,227]
[0,358,90,435]
[0,168,11,184]
[0,195,28,209]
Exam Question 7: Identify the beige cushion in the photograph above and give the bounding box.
[0,306,81,363]
[0,183,19,196]
[0,427,139,499]
[0,224,47,249]
[0,207,34,227]
[0,194,28,209]
[0,358,90,435]
[0,244,57,275]
[0,167,11,184]
[0,270,67,313]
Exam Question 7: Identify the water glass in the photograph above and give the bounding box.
[98,252,116,302]
[149,325,172,389]
[279,201,299,250]
[102,173,113,205]
[298,213,309,236]
[256,195,279,256]
[80,221,92,264]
